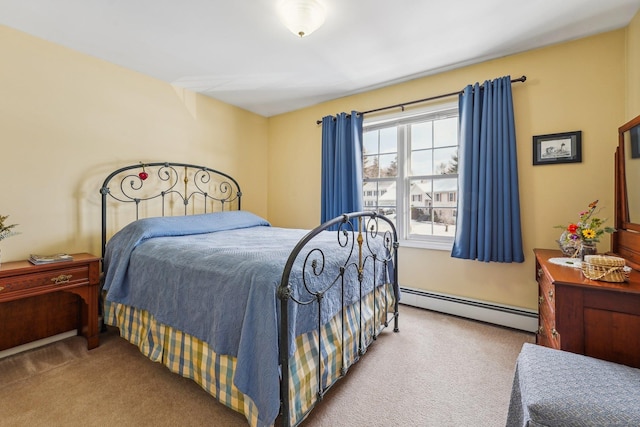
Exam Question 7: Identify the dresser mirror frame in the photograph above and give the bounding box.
[613,113,640,270]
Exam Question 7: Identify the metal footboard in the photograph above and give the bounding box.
[277,212,400,426]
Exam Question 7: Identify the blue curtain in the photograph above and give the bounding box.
[321,111,363,225]
[451,76,524,263]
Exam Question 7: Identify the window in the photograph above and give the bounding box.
[362,103,458,249]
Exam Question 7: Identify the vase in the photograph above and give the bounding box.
[581,241,597,261]
[557,231,580,257]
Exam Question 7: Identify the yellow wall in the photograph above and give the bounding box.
[627,11,640,118]
[0,25,268,261]
[2,16,638,314]
[268,30,627,311]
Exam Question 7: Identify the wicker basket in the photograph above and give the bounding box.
[581,255,630,282]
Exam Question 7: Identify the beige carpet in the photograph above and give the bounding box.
[0,305,534,427]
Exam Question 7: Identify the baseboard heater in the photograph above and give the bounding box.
[399,287,538,333]
[0,330,78,360]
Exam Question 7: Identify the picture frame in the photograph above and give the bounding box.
[532,131,582,165]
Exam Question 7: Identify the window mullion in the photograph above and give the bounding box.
[397,125,408,240]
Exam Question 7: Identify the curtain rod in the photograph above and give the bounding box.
[315,75,527,125]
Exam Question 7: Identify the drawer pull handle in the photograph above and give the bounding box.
[548,290,554,300]
[537,268,543,278]
[537,325,544,335]
[551,328,558,338]
[538,296,544,305]
[51,274,72,285]
[0,286,4,292]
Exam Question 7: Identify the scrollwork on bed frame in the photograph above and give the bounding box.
[99,162,242,260]
[278,211,399,426]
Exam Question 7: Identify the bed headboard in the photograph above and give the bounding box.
[100,162,242,259]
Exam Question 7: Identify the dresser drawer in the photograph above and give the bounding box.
[0,264,89,296]
[537,267,556,311]
[537,314,560,349]
[538,289,555,326]
[537,325,560,349]
[536,259,560,349]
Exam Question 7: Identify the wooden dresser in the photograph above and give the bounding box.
[0,253,101,351]
[535,248,640,368]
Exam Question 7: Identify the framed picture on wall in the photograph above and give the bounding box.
[533,131,582,165]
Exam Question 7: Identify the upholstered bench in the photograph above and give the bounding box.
[506,343,640,427]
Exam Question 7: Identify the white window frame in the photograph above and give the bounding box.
[363,102,458,251]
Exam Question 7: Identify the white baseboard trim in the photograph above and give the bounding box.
[0,330,78,359]
[400,287,538,333]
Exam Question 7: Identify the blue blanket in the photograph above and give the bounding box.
[103,211,390,426]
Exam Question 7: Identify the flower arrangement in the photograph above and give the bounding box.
[555,200,615,257]
[0,215,19,242]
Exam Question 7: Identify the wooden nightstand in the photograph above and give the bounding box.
[0,253,101,351]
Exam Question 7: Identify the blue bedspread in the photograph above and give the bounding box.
[103,211,391,426]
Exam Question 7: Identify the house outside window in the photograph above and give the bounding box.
[362,103,458,250]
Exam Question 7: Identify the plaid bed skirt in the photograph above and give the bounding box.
[104,283,396,426]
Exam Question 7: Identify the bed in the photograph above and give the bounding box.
[99,162,400,427]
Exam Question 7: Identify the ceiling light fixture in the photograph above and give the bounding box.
[277,0,326,38]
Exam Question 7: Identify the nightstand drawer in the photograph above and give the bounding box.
[0,265,89,295]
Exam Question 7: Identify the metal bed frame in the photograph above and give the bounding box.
[99,162,399,426]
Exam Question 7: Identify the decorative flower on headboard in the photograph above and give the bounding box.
[0,215,19,242]
[139,162,148,181]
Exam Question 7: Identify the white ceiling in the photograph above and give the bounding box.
[1,0,639,117]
